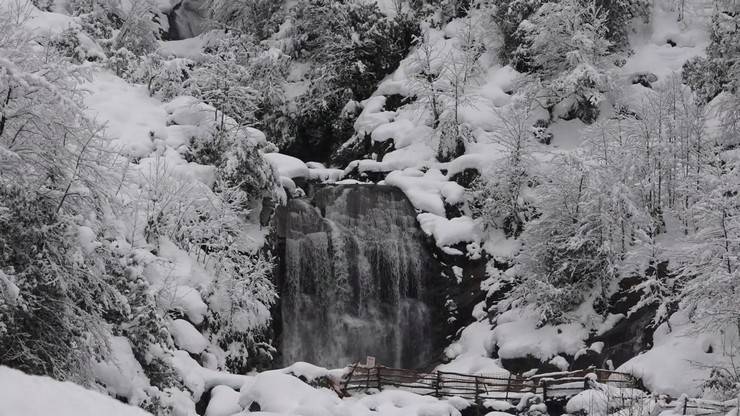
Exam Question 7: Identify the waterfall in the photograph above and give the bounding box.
[274,184,441,369]
[166,0,206,40]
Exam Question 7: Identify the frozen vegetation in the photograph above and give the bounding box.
[1,0,739,415]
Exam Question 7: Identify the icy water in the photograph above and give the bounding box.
[274,184,439,369]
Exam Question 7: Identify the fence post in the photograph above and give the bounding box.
[505,373,512,400]
[376,367,382,391]
[474,376,480,404]
[435,371,441,398]
[683,397,688,415]
[542,380,548,401]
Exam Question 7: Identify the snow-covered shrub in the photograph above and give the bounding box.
[204,0,285,39]
[0,182,125,384]
[436,119,469,162]
[703,364,740,401]
[221,138,276,199]
[186,48,260,128]
[134,54,192,99]
[283,0,418,159]
[111,0,160,56]
[468,93,538,237]
[515,156,617,324]
[108,47,138,79]
[207,252,276,372]
[682,4,740,103]
[512,0,614,122]
[48,27,87,63]
[494,0,646,67]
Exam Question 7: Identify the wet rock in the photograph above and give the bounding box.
[571,349,603,371]
[593,306,656,368]
[630,72,659,88]
[501,355,563,375]
[450,168,481,188]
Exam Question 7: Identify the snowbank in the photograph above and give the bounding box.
[492,310,588,361]
[417,213,481,250]
[0,366,151,416]
[440,322,511,378]
[93,337,150,406]
[617,310,733,397]
[263,153,309,179]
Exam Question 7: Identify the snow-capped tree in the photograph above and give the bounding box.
[513,0,616,122]
[677,155,740,333]
[0,11,129,383]
[204,0,285,39]
[683,0,740,103]
[186,50,260,129]
[468,92,538,237]
[516,154,620,324]
[112,0,160,56]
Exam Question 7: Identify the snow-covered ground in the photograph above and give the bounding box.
[2,0,737,414]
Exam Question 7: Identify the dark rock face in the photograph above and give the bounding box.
[166,0,207,40]
[571,349,603,371]
[273,184,445,369]
[594,306,656,368]
[501,355,563,375]
[630,72,659,88]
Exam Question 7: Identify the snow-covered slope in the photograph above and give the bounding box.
[0,366,152,416]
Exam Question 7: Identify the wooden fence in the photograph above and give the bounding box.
[671,397,738,416]
[341,365,639,403]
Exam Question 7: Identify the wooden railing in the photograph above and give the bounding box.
[340,365,639,403]
[672,397,739,416]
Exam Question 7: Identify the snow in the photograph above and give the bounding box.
[280,362,344,382]
[371,119,434,149]
[239,371,341,414]
[482,229,521,261]
[172,350,249,401]
[616,310,734,397]
[263,153,309,178]
[385,169,461,216]
[93,337,150,406]
[622,5,709,82]
[165,285,208,325]
[84,72,169,157]
[0,270,20,305]
[548,356,570,371]
[205,386,241,416]
[158,37,207,61]
[417,213,481,249]
[0,366,151,416]
[440,322,510,378]
[443,143,507,178]
[566,390,609,416]
[170,319,208,354]
[308,167,345,183]
[354,96,396,136]
[492,309,588,361]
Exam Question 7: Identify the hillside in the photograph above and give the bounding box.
[1,0,739,415]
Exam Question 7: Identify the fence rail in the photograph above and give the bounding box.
[341,365,639,403]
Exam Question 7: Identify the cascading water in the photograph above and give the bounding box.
[274,184,442,369]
